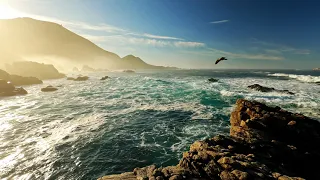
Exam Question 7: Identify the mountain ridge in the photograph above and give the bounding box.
[0,17,177,70]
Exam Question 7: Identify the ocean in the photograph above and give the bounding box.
[0,69,319,180]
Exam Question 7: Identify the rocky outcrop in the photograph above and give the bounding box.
[100,76,109,80]
[74,76,89,81]
[248,84,294,95]
[99,99,320,180]
[0,79,28,96]
[208,78,219,83]
[0,69,42,86]
[41,85,58,92]
[5,61,65,80]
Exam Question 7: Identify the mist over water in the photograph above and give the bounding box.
[0,69,319,180]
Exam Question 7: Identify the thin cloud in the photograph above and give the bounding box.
[251,38,311,55]
[184,48,284,61]
[142,33,184,40]
[210,20,229,24]
[174,41,205,48]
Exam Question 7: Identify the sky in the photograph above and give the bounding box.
[0,0,319,69]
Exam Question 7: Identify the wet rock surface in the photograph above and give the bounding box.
[99,99,320,180]
[41,85,58,92]
[208,78,219,83]
[248,84,294,95]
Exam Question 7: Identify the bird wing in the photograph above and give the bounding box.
[215,59,221,64]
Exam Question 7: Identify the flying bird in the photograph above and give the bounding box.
[215,57,227,65]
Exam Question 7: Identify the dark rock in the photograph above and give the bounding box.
[208,78,219,83]
[0,69,42,86]
[99,99,319,180]
[248,84,294,95]
[0,79,28,96]
[41,85,58,92]
[100,76,109,80]
[74,76,89,81]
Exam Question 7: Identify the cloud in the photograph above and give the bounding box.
[174,41,205,48]
[82,34,205,48]
[251,38,311,55]
[184,48,284,61]
[265,49,282,54]
[210,20,229,24]
[142,33,184,40]
[13,11,205,49]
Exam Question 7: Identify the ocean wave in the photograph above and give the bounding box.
[268,73,320,83]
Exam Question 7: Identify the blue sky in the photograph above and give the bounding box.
[1,0,319,69]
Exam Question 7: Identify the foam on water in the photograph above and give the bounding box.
[0,70,319,179]
[268,73,320,83]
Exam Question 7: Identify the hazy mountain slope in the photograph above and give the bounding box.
[0,18,176,70]
[0,18,121,68]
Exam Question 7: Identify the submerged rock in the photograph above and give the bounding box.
[248,84,294,95]
[0,79,28,96]
[208,78,219,82]
[41,85,58,92]
[99,99,320,180]
[100,76,109,80]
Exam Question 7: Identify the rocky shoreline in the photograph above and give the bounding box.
[99,99,320,180]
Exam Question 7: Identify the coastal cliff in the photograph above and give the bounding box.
[99,99,320,180]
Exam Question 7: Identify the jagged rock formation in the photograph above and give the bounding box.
[248,84,294,95]
[100,76,109,80]
[0,79,28,96]
[99,99,320,180]
[0,69,42,86]
[5,61,65,80]
[208,78,219,83]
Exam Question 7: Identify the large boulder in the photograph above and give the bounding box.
[74,76,89,81]
[99,99,320,180]
[41,85,58,92]
[248,84,294,95]
[208,78,219,83]
[100,76,109,80]
[0,79,28,96]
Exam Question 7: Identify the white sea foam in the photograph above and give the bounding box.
[268,73,320,83]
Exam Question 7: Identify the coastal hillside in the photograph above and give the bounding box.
[0,18,174,70]
[5,61,65,80]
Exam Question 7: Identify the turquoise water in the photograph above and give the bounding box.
[0,70,319,180]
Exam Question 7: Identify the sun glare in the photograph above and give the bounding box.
[0,3,23,19]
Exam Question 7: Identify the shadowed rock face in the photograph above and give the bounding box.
[0,79,28,96]
[248,84,294,95]
[99,99,320,180]
[0,69,42,86]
